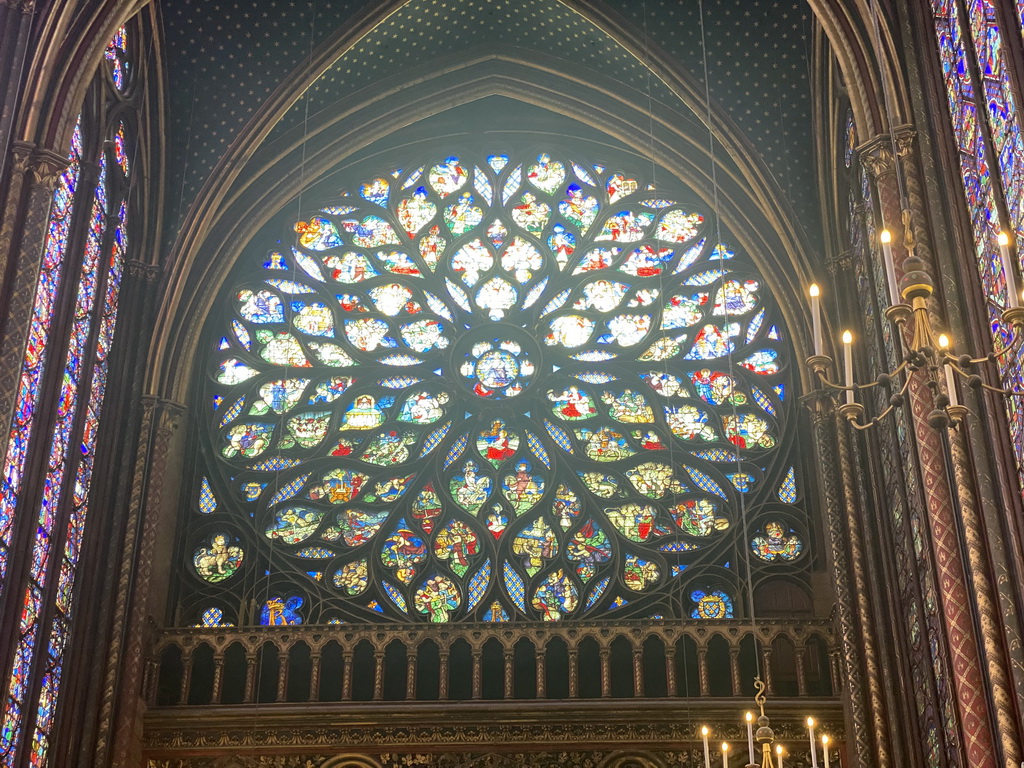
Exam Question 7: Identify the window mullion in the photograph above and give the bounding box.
[952,0,1016,244]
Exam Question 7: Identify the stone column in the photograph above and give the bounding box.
[947,415,1022,765]
[806,398,875,768]
[102,398,186,768]
[863,132,999,768]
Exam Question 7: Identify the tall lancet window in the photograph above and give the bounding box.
[0,25,136,767]
[931,0,1024,493]
[181,150,810,629]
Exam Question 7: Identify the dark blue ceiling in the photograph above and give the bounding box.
[161,0,819,250]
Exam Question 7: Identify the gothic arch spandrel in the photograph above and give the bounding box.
[147,0,872,405]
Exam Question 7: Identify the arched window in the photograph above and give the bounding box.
[185,150,808,626]
[0,24,137,766]
[930,0,1024,495]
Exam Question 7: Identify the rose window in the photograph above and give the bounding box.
[190,151,804,625]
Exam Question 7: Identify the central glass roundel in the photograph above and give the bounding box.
[476,349,519,391]
[198,150,797,626]
[455,332,538,399]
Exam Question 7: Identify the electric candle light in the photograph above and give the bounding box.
[842,331,854,404]
[702,726,711,768]
[822,735,831,768]
[721,742,729,768]
[998,232,1021,310]
[938,335,958,408]
[880,229,900,305]
[775,744,784,768]
[809,283,822,356]
[745,711,756,764]
[806,717,819,768]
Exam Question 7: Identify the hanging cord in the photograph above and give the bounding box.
[868,0,910,212]
[249,0,319,744]
[640,0,696,731]
[697,0,763,682]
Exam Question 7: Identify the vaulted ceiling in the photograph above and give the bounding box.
[161,0,819,252]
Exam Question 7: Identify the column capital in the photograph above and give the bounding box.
[27,148,69,189]
[857,125,918,180]
[9,142,33,175]
[826,249,855,274]
[125,260,161,285]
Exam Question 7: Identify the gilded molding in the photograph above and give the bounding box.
[142,709,846,754]
[142,753,747,768]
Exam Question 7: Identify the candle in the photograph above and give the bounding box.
[809,284,822,356]
[721,742,729,768]
[842,331,854,405]
[999,232,1020,310]
[745,712,756,764]
[880,229,899,305]
[938,335,958,408]
[807,717,819,768]
[702,726,711,768]
[822,735,831,768]
[776,744,784,768]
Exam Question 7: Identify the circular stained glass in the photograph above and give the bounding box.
[196,150,800,623]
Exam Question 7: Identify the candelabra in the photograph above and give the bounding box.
[698,679,834,768]
[803,208,1024,768]
[806,213,1024,429]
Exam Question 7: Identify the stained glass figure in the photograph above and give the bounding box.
[194,150,798,623]
[751,522,803,562]
[193,534,244,582]
[434,520,480,577]
[930,0,1024,494]
[414,575,460,622]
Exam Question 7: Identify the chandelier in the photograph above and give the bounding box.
[806,217,1024,432]
[698,679,835,767]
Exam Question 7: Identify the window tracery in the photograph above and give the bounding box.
[190,150,806,626]
[0,25,136,767]
[931,0,1024,492]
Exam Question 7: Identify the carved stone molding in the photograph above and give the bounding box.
[826,249,854,274]
[145,750,832,768]
[142,702,845,757]
[126,260,162,284]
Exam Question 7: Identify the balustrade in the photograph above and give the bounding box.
[151,619,834,707]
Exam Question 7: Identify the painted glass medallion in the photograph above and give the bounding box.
[193,534,244,583]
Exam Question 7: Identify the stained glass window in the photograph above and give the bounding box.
[0,121,82,591]
[0,24,133,767]
[931,1,1024,494]
[190,150,805,625]
[104,25,129,90]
